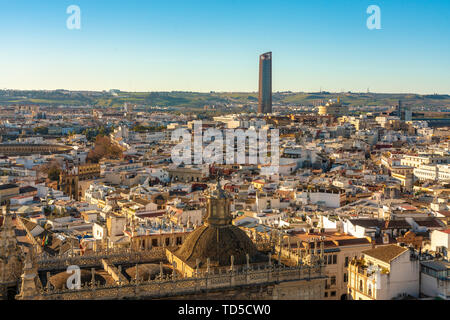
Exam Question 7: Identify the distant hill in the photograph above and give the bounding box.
[0,90,449,109]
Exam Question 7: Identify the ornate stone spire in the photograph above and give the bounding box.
[0,206,23,299]
[0,207,19,255]
[16,247,41,300]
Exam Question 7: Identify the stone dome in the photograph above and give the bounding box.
[172,177,267,269]
[49,269,107,290]
[173,224,267,268]
[125,263,173,281]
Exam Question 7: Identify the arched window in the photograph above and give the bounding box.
[359,280,363,291]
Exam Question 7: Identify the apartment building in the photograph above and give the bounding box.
[348,245,420,300]
[414,164,450,182]
[400,154,449,168]
[282,231,373,300]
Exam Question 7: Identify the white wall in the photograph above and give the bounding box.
[431,230,450,251]
[371,252,420,300]
[420,273,449,299]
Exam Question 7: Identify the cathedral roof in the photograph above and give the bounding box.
[49,269,108,290]
[173,224,267,268]
[171,178,268,268]
[125,263,174,281]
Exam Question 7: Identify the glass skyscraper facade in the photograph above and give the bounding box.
[258,52,272,114]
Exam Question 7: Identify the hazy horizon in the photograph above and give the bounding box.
[2,88,449,96]
[1,0,449,94]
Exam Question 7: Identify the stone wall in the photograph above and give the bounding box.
[37,264,325,300]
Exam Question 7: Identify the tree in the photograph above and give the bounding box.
[33,126,48,135]
[43,206,51,215]
[38,160,61,181]
[48,167,61,181]
[86,135,123,163]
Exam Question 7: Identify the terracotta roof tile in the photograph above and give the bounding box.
[363,244,408,264]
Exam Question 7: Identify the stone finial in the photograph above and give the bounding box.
[320,240,324,259]
[278,245,282,265]
[135,264,139,282]
[16,248,39,300]
[206,258,210,273]
[90,268,96,287]
[230,255,234,271]
[46,272,51,291]
[246,253,250,269]
[172,261,176,279]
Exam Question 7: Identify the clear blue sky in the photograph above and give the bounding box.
[0,0,449,93]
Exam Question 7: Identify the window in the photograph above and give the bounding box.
[152,239,158,247]
[345,256,349,267]
[344,273,348,283]
[330,276,336,286]
[176,237,182,245]
[328,255,332,265]
[332,254,337,264]
[331,291,336,297]
[324,292,328,298]
[165,238,170,246]
[359,280,363,291]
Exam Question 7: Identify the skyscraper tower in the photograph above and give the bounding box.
[258,52,272,114]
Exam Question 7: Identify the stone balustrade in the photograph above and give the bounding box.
[38,247,168,270]
[38,263,325,300]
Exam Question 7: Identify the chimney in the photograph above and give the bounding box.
[382,232,389,245]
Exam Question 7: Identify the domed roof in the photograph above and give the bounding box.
[173,224,267,268]
[125,263,174,281]
[172,176,267,268]
[49,269,107,290]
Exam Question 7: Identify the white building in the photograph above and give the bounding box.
[414,164,450,182]
[420,260,450,299]
[401,154,449,168]
[348,245,420,300]
[295,189,344,208]
[430,229,450,252]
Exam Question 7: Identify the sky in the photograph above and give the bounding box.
[0,0,449,94]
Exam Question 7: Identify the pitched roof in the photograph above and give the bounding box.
[0,183,19,190]
[363,244,408,264]
[383,219,412,229]
[413,218,444,228]
[334,238,371,246]
[19,186,37,194]
[349,219,383,229]
[421,260,450,272]
[437,211,450,217]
